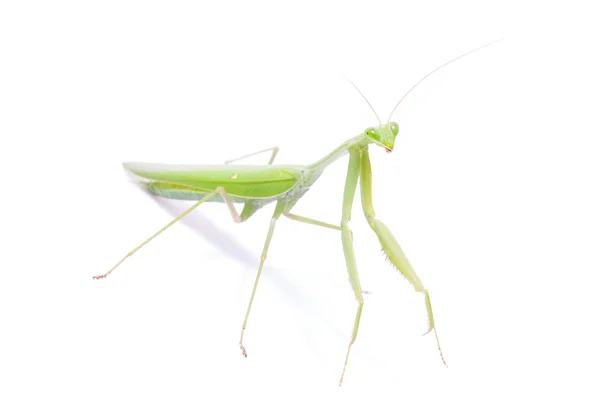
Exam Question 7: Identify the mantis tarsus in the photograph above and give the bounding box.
[93,41,497,385]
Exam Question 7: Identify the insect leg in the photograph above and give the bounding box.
[339,149,364,386]
[93,186,242,280]
[359,148,446,367]
[239,200,285,357]
[224,147,279,165]
[283,212,341,231]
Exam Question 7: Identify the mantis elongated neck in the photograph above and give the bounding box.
[308,134,368,172]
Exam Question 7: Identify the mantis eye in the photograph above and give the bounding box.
[390,122,399,137]
[365,128,376,137]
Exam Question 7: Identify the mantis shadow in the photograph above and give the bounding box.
[140,188,350,354]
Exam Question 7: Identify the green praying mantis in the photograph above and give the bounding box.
[93,41,497,385]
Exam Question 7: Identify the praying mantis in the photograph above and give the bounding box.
[93,41,497,385]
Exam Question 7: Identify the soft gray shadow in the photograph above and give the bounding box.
[148,193,258,268]
[135,185,350,356]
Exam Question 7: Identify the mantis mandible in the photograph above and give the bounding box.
[93,42,497,385]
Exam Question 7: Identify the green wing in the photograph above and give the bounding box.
[124,162,301,200]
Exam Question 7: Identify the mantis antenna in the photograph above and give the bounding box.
[387,39,502,123]
[345,77,382,125]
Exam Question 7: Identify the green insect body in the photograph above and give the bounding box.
[94,42,497,385]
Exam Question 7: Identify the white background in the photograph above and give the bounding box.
[1,1,599,399]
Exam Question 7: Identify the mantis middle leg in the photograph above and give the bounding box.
[239,200,285,357]
[225,147,279,165]
[283,212,341,231]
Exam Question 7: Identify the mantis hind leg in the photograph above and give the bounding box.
[92,185,243,280]
[359,148,446,366]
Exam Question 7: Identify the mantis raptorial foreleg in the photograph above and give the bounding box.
[92,185,242,280]
[239,200,285,357]
[225,147,279,165]
[359,149,446,367]
[339,149,364,386]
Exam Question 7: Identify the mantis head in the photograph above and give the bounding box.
[352,41,499,156]
[364,122,399,153]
